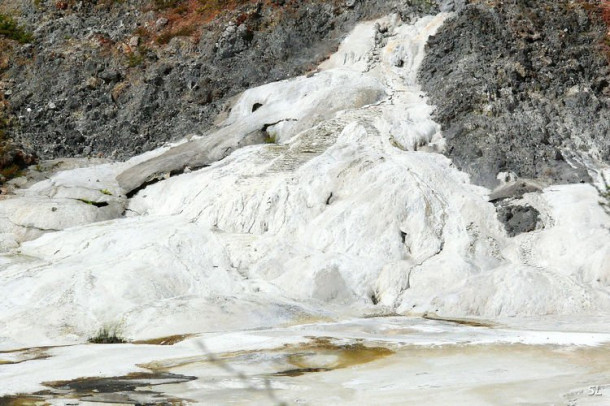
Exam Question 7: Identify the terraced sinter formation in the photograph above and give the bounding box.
[0,0,609,404]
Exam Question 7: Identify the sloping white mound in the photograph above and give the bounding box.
[0,13,609,350]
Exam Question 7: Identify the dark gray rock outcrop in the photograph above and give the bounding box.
[496,203,541,237]
[420,0,610,188]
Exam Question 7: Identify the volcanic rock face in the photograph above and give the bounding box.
[419,0,610,188]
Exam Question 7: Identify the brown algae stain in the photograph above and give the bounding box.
[26,372,196,405]
[43,371,195,391]
[422,313,498,328]
[273,367,330,377]
[0,348,51,365]
[133,334,194,346]
[0,347,51,355]
[278,337,394,376]
[0,395,50,406]
[0,373,194,406]
[141,336,394,377]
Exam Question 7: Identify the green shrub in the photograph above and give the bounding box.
[0,14,33,44]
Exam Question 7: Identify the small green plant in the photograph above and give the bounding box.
[100,188,113,196]
[264,134,277,144]
[88,325,127,344]
[126,51,144,67]
[77,198,95,205]
[76,198,108,207]
[0,14,33,44]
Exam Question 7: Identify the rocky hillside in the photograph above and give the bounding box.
[0,0,440,168]
[0,0,609,186]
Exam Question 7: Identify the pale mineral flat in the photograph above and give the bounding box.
[1,317,609,405]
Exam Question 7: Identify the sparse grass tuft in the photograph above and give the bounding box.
[88,325,127,344]
[264,133,276,144]
[126,51,145,67]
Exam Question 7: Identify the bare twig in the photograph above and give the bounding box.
[195,341,287,406]
[594,173,610,216]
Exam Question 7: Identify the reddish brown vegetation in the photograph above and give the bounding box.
[153,0,203,45]
[579,0,610,60]
[139,0,268,46]
[0,132,37,184]
[601,0,610,25]
[0,75,36,183]
[55,1,69,11]
[600,0,610,59]
[0,126,36,184]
